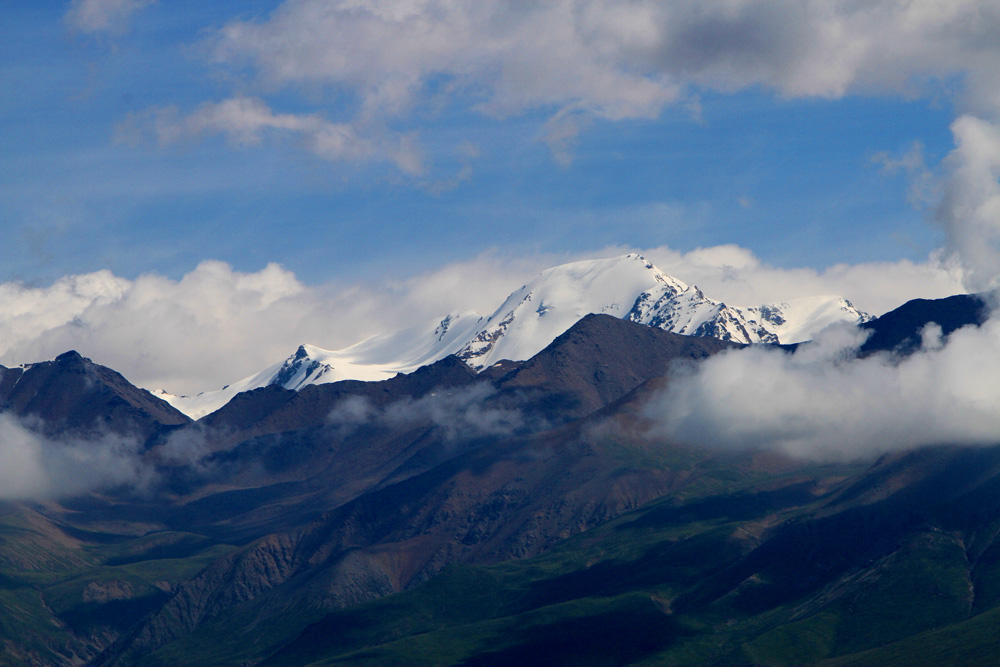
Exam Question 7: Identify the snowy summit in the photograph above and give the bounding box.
[157,254,870,419]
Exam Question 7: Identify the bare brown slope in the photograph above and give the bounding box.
[88,317,751,666]
[0,351,189,438]
[494,313,742,419]
[89,411,707,667]
[195,355,479,451]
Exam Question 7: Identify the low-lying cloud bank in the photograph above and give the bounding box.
[0,247,964,397]
[646,311,1000,460]
[0,255,552,396]
[0,414,151,500]
[0,413,243,500]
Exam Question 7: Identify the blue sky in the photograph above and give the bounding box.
[3,0,1000,392]
[0,0,969,286]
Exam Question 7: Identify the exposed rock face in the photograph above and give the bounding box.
[82,580,136,603]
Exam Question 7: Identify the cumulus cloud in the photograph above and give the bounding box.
[0,414,151,499]
[107,0,1000,283]
[0,253,562,395]
[65,0,155,35]
[634,244,966,317]
[0,270,129,354]
[207,1,1000,118]
[0,261,320,395]
[208,1,679,122]
[936,116,1000,291]
[0,247,966,396]
[645,314,1000,460]
[867,116,1000,293]
[188,1,1000,163]
[104,0,1000,290]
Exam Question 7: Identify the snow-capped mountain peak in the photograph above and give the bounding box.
[158,311,485,420]
[157,254,871,418]
[455,254,690,368]
[270,344,335,391]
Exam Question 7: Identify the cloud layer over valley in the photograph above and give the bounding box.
[0,413,150,499]
[646,310,1000,460]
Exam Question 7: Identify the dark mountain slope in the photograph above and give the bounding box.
[90,413,808,667]
[85,318,757,666]
[16,303,1000,667]
[139,315,744,542]
[244,443,1000,667]
[860,292,989,355]
[0,351,189,438]
[202,313,741,441]
[493,313,742,419]
[196,355,479,450]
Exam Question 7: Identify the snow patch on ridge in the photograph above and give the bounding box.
[158,311,483,419]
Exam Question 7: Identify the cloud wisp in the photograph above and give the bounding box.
[118,97,425,175]
[646,312,1000,461]
[64,0,155,35]
[329,383,533,443]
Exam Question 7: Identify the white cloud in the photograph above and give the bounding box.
[208,1,681,123]
[0,254,561,395]
[0,261,347,396]
[65,0,155,35]
[645,313,1000,460]
[117,97,425,175]
[936,115,1000,291]
[635,244,966,317]
[866,116,1000,293]
[0,414,149,499]
[0,247,965,397]
[0,270,129,353]
[205,1,1000,123]
[139,1,1000,283]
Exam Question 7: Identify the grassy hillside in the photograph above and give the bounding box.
[239,451,1000,667]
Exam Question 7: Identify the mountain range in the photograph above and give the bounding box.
[0,257,991,667]
[155,254,870,419]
